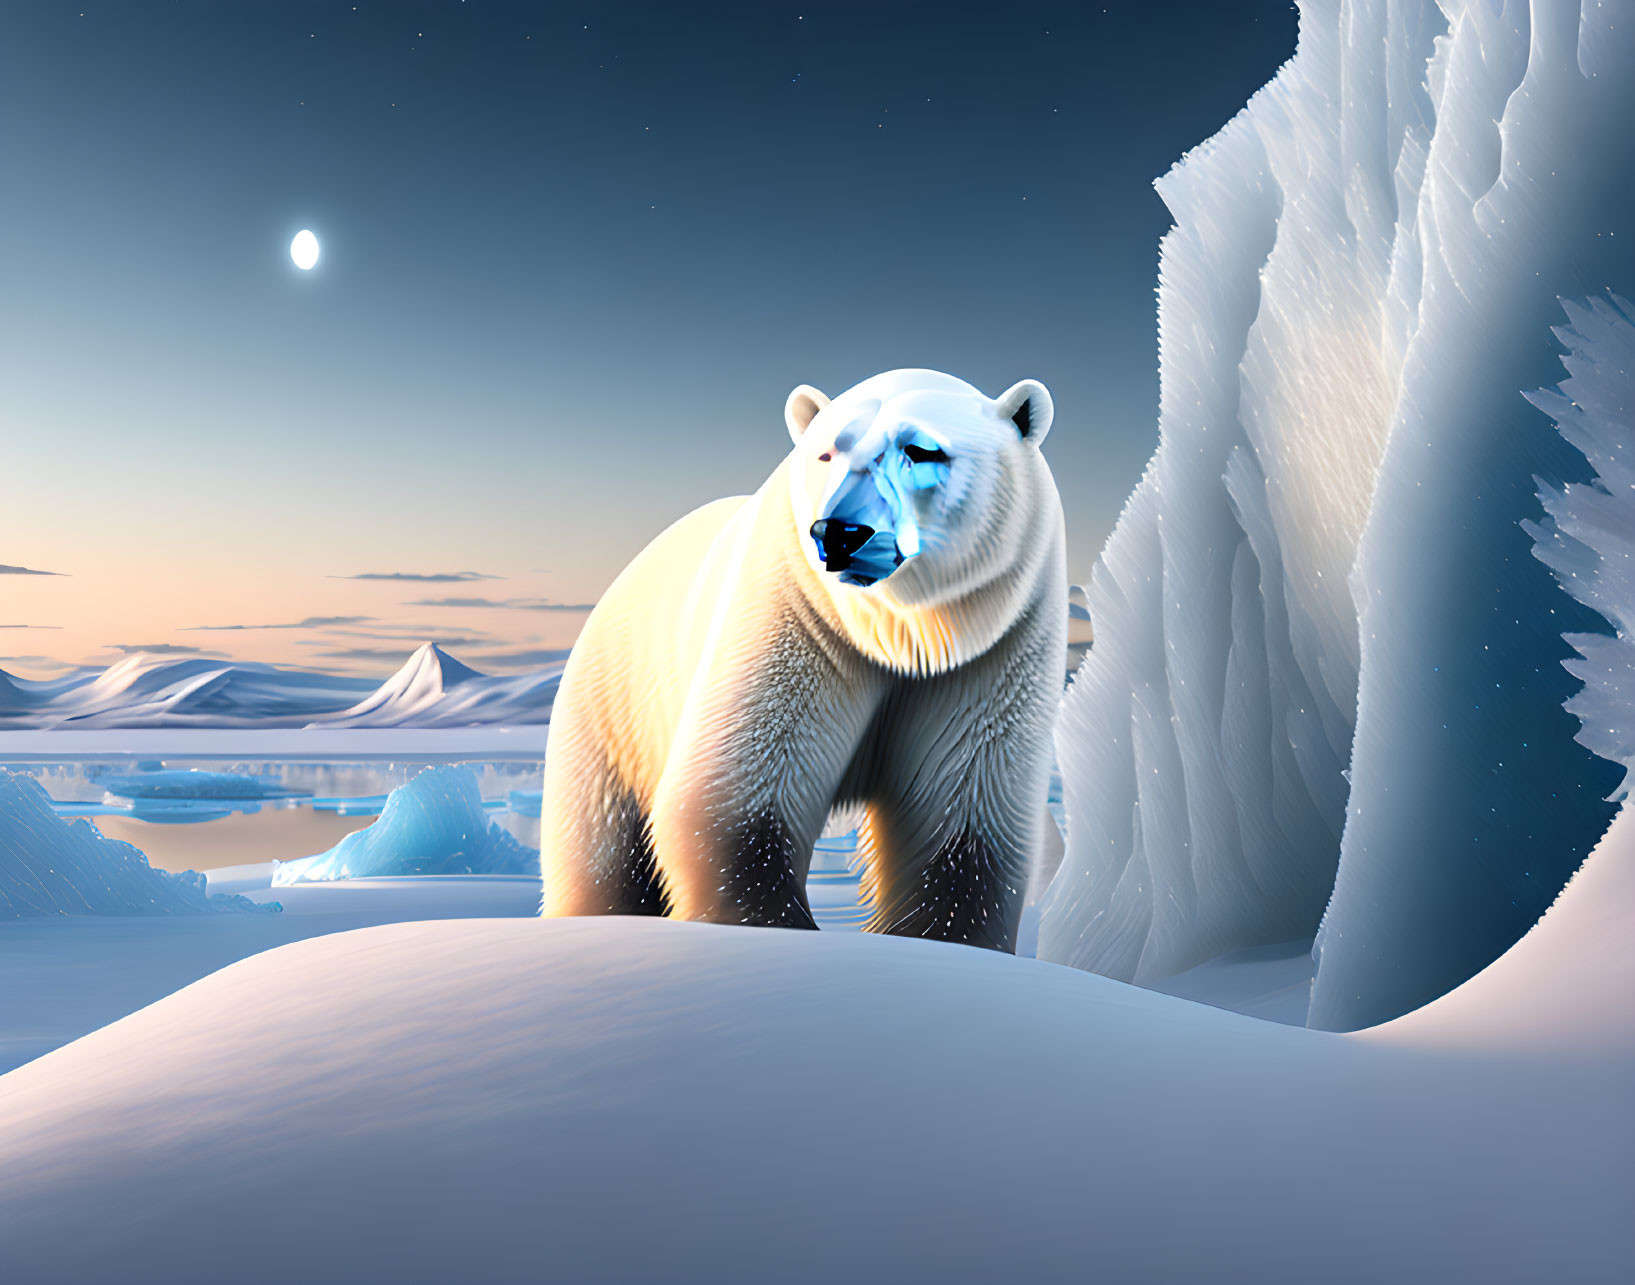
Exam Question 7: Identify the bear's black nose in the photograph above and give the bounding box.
[809,518,875,571]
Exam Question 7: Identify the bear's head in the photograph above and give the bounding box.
[785,369,1054,605]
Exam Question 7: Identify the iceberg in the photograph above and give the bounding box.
[91,765,308,801]
[273,764,539,884]
[1041,0,1635,1030]
[0,770,271,918]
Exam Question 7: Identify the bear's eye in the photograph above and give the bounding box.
[903,443,950,465]
[817,452,832,462]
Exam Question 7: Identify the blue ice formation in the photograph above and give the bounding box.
[1041,0,1635,1031]
[506,789,543,819]
[1525,296,1635,799]
[91,765,308,801]
[273,765,539,885]
[0,770,272,918]
[310,794,392,817]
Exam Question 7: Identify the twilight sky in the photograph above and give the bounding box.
[0,0,1297,676]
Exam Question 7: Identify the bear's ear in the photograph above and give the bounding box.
[785,385,831,444]
[995,379,1054,443]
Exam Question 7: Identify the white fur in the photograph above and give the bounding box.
[541,369,1066,951]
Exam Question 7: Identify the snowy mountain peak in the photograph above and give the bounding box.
[399,643,484,693]
[319,644,557,729]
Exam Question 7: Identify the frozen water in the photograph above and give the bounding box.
[0,770,270,918]
[1042,0,1635,1030]
[506,788,543,819]
[1524,294,1635,799]
[92,765,307,801]
[273,764,539,884]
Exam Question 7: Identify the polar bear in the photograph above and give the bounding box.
[540,369,1065,952]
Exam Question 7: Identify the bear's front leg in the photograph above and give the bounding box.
[651,604,885,929]
[858,622,1058,953]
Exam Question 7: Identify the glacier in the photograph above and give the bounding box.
[272,764,539,885]
[0,643,560,731]
[1040,0,1635,1030]
[0,770,270,918]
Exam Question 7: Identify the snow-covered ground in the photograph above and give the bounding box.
[0,802,1627,1283]
[0,868,540,1075]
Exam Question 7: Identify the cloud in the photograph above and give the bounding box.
[0,564,66,576]
[295,625,494,643]
[469,647,574,668]
[331,571,501,583]
[0,624,62,629]
[313,646,424,663]
[103,644,230,658]
[0,654,74,668]
[183,615,376,632]
[410,596,596,611]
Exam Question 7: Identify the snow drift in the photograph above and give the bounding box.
[1041,0,1635,1030]
[0,903,1627,1284]
[0,770,269,918]
[272,764,538,884]
[0,644,559,731]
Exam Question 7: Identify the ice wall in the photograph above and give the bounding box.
[1042,0,1635,1027]
[0,770,270,918]
[1308,7,1635,1031]
[1039,0,1418,983]
[273,765,539,884]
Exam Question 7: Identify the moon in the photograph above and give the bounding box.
[290,229,320,271]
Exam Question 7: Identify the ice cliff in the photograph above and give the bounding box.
[1040,0,1635,1030]
[0,770,270,918]
[273,764,539,884]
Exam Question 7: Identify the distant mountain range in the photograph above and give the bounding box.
[0,644,560,731]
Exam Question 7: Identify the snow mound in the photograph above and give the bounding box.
[1525,294,1635,799]
[0,916,1626,1284]
[272,764,538,885]
[318,643,560,729]
[1042,0,1635,1031]
[0,771,271,918]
